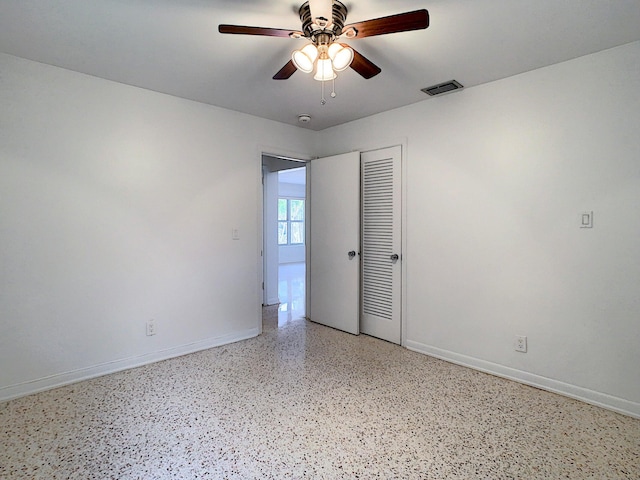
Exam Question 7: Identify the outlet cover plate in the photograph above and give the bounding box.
[146,320,156,336]
[515,335,527,353]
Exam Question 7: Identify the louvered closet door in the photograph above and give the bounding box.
[361,146,402,344]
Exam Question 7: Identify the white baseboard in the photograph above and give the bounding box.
[0,327,260,403]
[405,340,640,419]
[264,297,280,306]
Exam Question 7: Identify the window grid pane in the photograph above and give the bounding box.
[290,199,305,221]
[278,222,288,245]
[278,197,305,246]
[290,221,304,244]
[278,199,288,221]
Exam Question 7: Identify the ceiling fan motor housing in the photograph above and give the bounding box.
[299,0,348,41]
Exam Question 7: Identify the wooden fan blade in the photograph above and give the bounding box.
[273,60,297,80]
[350,49,381,79]
[344,9,429,39]
[218,24,301,38]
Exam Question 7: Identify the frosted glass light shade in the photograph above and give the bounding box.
[328,43,354,71]
[314,58,336,81]
[292,44,318,73]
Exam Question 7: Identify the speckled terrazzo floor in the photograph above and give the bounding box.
[1,307,639,479]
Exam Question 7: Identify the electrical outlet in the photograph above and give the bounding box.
[146,319,156,336]
[515,335,527,353]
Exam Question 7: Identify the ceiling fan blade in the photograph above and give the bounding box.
[273,60,297,80]
[343,9,429,38]
[350,48,381,79]
[218,24,301,38]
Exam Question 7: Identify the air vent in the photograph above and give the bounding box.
[421,80,463,96]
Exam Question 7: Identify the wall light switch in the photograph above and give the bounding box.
[580,211,593,229]
[232,228,240,240]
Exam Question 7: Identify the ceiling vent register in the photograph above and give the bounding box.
[421,80,463,96]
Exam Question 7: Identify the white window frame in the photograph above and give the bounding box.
[278,197,305,246]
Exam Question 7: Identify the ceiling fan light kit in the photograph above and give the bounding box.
[219,1,429,104]
[294,41,353,80]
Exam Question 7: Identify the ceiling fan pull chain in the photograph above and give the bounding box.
[321,80,326,105]
[331,77,337,98]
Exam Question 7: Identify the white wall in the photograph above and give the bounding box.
[278,245,305,264]
[262,169,279,305]
[317,42,640,417]
[0,53,315,400]
[2,41,639,417]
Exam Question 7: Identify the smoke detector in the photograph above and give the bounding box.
[298,114,312,123]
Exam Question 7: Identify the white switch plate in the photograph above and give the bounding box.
[232,228,240,240]
[580,211,593,228]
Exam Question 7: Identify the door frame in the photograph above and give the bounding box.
[262,168,279,306]
[258,146,312,334]
[256,139,407,346]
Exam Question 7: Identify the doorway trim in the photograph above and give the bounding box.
[258,145,311,333]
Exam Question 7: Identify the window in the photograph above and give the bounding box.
[278,198,305,245]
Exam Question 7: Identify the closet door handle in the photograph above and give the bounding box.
[390,254,399,262]
[348,250,356,260]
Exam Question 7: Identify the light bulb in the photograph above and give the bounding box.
[314,58,336,81]
[292,44,318,73]
[328,43,354,72]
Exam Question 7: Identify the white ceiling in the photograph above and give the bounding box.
[1,1,640,131]
[279,167,306,185]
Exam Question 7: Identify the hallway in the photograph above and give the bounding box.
[276,262,305,326]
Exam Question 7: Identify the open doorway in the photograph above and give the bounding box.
[262,155,307,325]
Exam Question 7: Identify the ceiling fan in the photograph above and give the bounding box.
[218,0,429,84]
